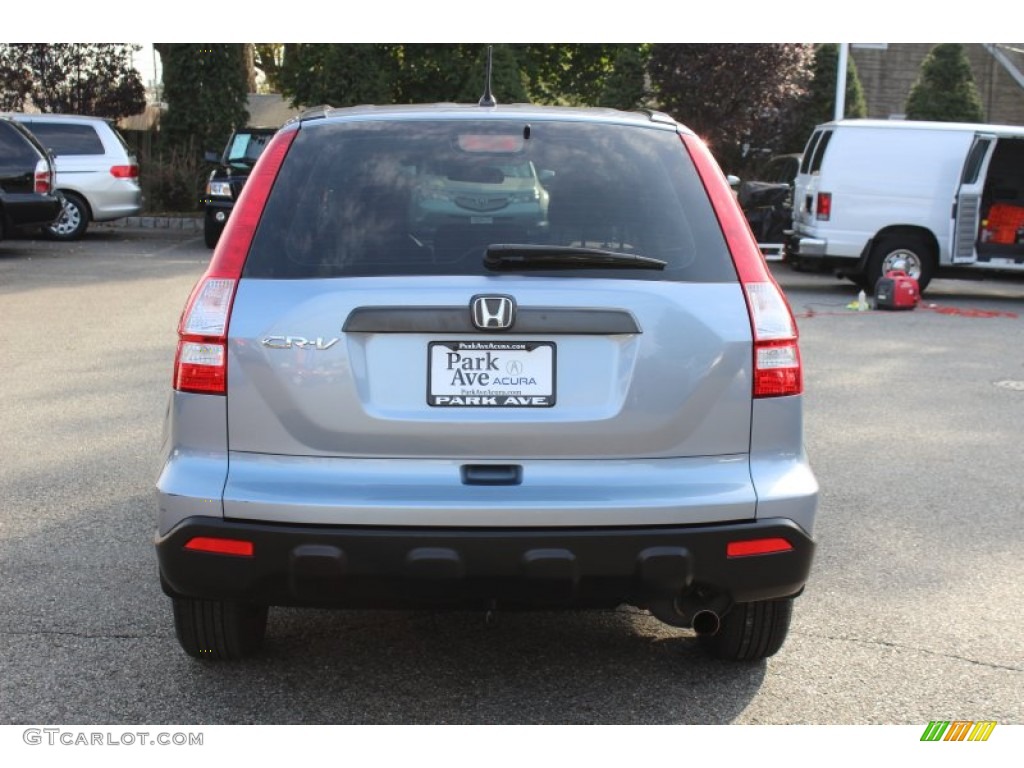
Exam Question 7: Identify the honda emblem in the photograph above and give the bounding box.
[471,295,515,330]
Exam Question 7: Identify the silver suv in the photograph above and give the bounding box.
[156,103,818,662]
[8,113,142,239]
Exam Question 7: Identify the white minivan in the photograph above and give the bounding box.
[786,119,1024,290]
[7,113,142,240]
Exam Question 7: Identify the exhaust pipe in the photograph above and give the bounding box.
[691,609,721,637]
[647,590,729,633]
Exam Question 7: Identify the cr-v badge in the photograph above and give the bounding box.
[261,336,339,350]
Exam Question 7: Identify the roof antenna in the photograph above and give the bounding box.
[478,45,497,108]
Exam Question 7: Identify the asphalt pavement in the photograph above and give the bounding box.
[0,229,1021,727]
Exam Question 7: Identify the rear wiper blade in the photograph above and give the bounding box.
[484,244,667,271]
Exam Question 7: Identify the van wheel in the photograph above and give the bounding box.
[866,235,934,292]
[171,597,268,660]
[699,598,793,661]
[45,192,89,241]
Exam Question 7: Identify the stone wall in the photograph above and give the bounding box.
[850,43,1024,125]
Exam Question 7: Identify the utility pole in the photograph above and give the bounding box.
[835,43,849,122]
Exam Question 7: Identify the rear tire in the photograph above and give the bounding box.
[171,597,268,660]
[866,234,934,292]
[699,598,793,661]
[45,192,89,241]
[203,216,220,249]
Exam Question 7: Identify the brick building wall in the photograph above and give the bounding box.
[849,43,1024,125]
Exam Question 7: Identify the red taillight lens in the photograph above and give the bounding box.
[754,341,802,397]
[110,164,139,178]
[172,126,297,396]
[680,133,804,399]
[34,160,51,193]
[184,537,254,557]
[174,277,236,395]
[727,538,793,558]
[746,283,803,398]
[174,339,227,394]
[815,192,832,221]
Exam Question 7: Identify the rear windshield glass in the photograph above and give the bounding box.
[0,120,40,165]
[244,119,736,282]
[27,122,104,156]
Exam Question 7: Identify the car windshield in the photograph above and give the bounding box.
[226,132,272,164]
[244,118,735,282]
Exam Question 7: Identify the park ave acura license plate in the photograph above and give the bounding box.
[428,341,555,407]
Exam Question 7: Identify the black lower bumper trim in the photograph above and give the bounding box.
[156,517,815,609]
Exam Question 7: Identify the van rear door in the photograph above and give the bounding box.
[793,128,832,229]
[952,134,996,264]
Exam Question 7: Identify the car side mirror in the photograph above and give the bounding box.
[727,174,741,188]
[204,151,220,163]
[539,169,556,182]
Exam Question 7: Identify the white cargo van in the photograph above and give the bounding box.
[786,119,1024,290]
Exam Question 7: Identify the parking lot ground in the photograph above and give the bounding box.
[1,230,1021,725]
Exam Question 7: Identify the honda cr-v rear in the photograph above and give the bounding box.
[156,103,818,662]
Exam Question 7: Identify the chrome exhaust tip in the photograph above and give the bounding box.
[691,609,721,637]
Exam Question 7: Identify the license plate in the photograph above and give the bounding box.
[428,341,555,407]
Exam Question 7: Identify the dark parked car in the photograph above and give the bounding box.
[738,153,801,260]
[0,116,61,242]
[201,127,276,248]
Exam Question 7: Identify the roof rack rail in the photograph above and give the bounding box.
[640,108,677,126]
[298,105,335,121]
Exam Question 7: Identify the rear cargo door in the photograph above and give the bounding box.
[219,116,759,527]
[793,128,831,229]
[226,275,754,461]
[952,134,995,264]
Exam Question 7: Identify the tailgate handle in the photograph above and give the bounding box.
[461,464,522,486]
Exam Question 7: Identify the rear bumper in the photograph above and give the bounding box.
[3,194,62,231]
[785,231,827,259]
[75,185,142,222]
[156,515,815,610]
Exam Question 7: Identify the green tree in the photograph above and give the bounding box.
[781,44,868,153]
[275,44,397,108]
[597,45,651,110]
[905,43,984,122]
[515,44,647,107]
[0,44,145,118]
[649,44,815,170]
[157,44,249,153]
[253,44,284,92]
[271,44,647,109]
[393,44,527,104]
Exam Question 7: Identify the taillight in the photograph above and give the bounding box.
[681,133,803,399]
[174,278,235,394]
[110,164,139,178]
[173,126,297,395]
[745,283,802,397]
[815,192,832,221]
[34,159,51,194]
